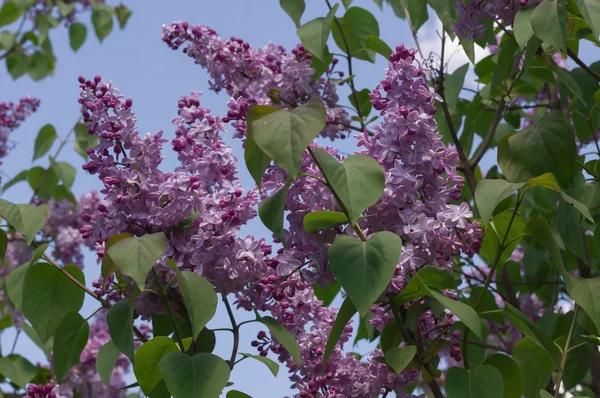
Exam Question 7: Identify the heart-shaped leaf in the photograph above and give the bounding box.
[245,105,279,186]
[107,299,135,364]
[106,232,167,291]
[23,263,85,343]
[252,97,326,178]
[134,336,179,394]
[176,270,217,338]
[313,147,385,224]
[328,231,402,316]
[0,355,36,388]
[446,365,503,398]
[53,311,89,382]
[96,341,120,388]
[483,354,524,398]
[0,200,50,244]
[158,352,231,398]
[384,346,417,373]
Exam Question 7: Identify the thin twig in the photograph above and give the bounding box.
[554,305,580,398]
[568,48,600,82]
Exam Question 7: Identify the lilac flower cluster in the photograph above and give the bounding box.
[0,96,40,182]
[24,383,66,398]
[231,45,481,396]
[161,22,351,140]
[454,0,540,39]
[76,76,270,319]
[56,310,133,398]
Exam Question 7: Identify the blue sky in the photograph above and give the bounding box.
[1,1,596,396]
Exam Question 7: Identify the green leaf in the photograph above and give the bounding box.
[0,200,49,245]
[480,210,527,269]
[22,263,84,343]
[445,63,469,110]
[28,51,54,81]
[244,105,279,187]
[96,341,120,388]
[0,355,36,388]
[114,4,132,29]
[491,36,519,95]
[6,51,28,79]
[529,173,593,222]
[73,122,98,159]
[513,337,557,398]
[57,1,76,17]
[445,365,503,398]
[331,7,379,62]
[514,6,535,49]
[380,321,402,353]
[303,211,348,233]
[539,391,553,398]
[312,147,385,224]
[91,5,114,42]
[429,289,482,339]
[53,311,89,382]
[101,232,132,281]
[1,169,28,193]
[252,97,326,178]
[395,266,455,305]
[328,232,402,316]
[260,316,301,366]
[158,352,231,398]
[227,391,252,398]
[240,353,279,377]
[50,159,76,189]
[176,270,217,338]
[323,297,356,370]
[348,88,373,118]
[570,277,600,334]
[498,112,576,187]
[0,31,15,50]
[133,336,179,394]
[259,177,292,245]
[384,346,417,374]
[365,35,392,58]
[27,166,59,199]
[475,179,525,226]
[0,229,6,265]
[524,217,571,285]
[313,282,340,306]
[531,0,567,50]
[106,232,167,291]
[503,303,562,368]
[406,0,428,31]
[22,321,52,356]
[33,124,57,160]
[0,2,21,27]
[107,299,135,363]
[482,354,525,398]
[576,0,600,38]
[553,66,584,103]
[69,22,87,51]
[296,5,338,62]
[280,0,304,27]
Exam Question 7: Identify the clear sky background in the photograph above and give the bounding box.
[1,1,597,397]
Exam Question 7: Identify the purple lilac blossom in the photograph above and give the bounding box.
[0,96,40,183]
[161,22,351,140]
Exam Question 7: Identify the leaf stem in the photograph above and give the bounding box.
[554,305,580,398]
[151,267,185,352]
[223,295,240,369]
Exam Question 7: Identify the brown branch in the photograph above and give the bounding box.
[568,48,600,82]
